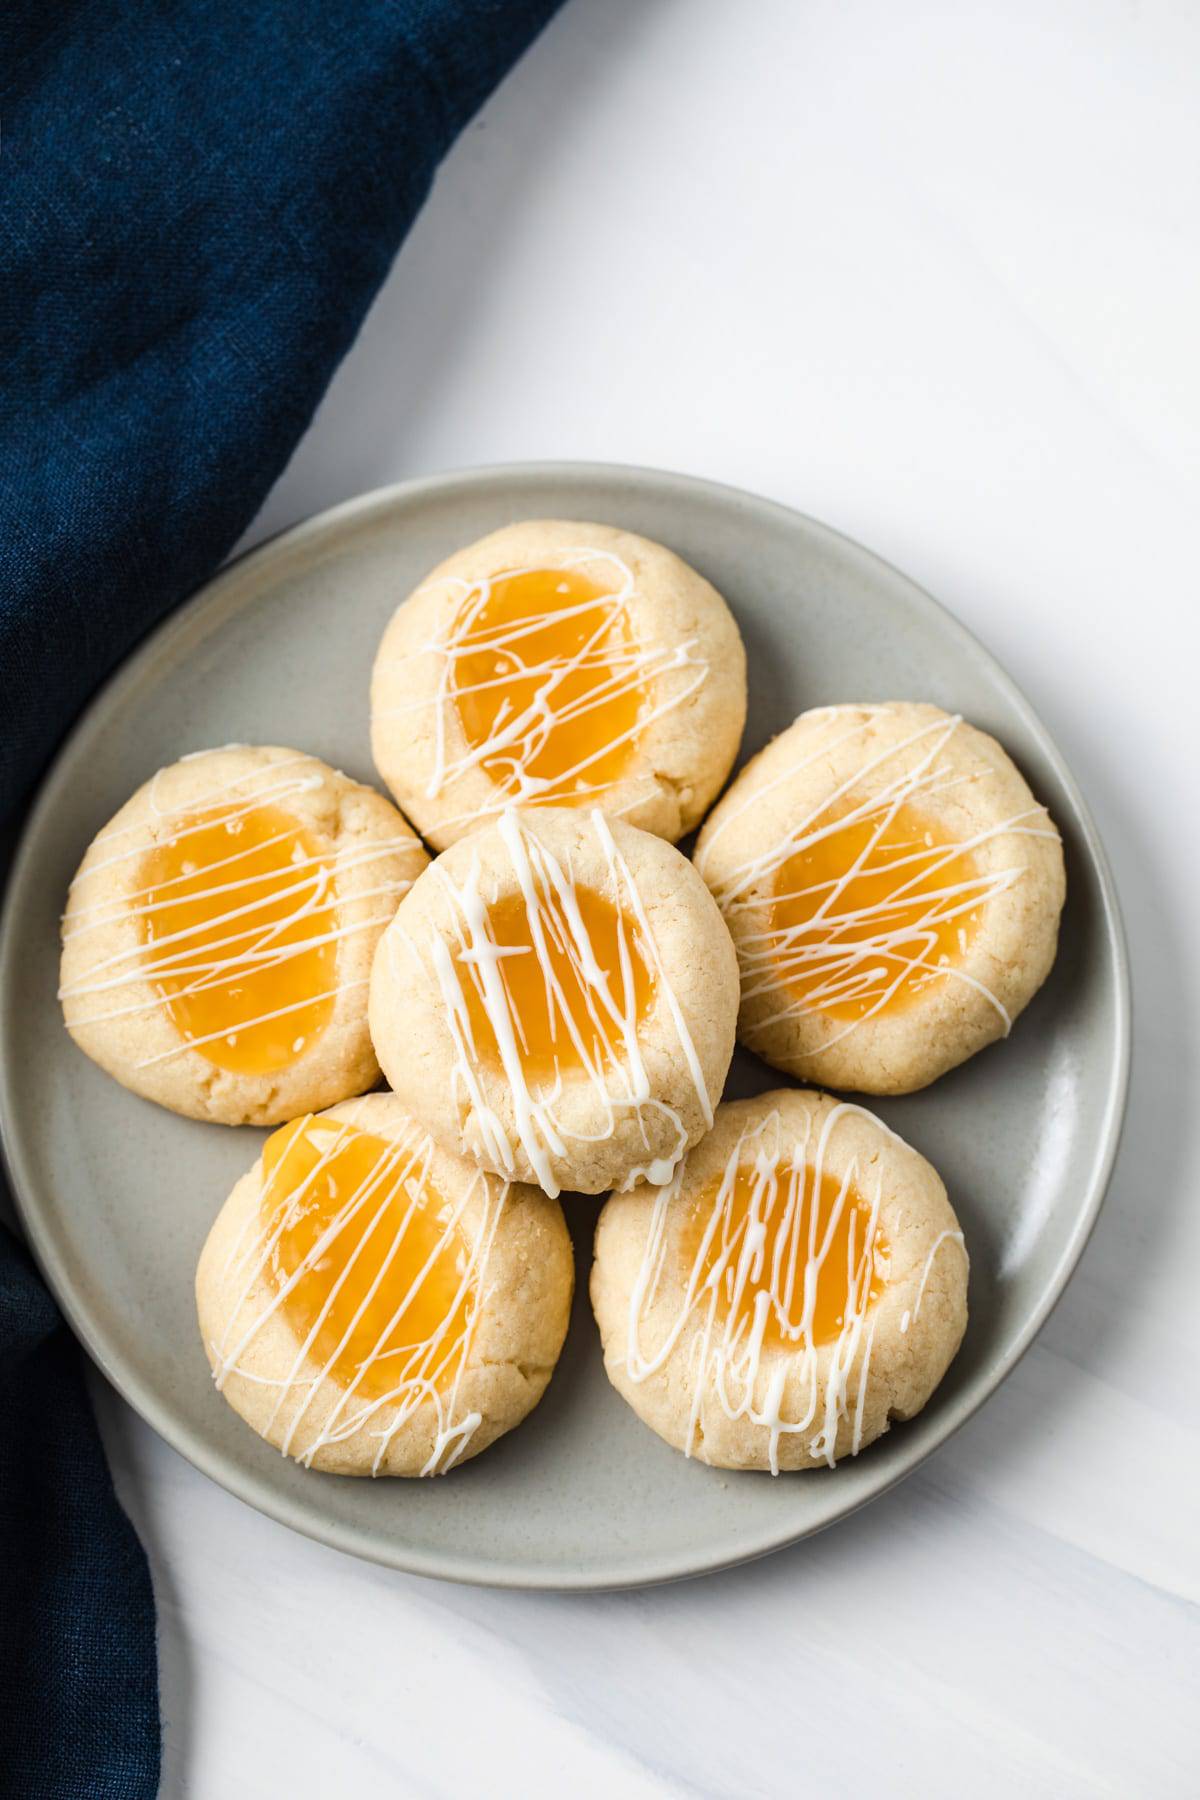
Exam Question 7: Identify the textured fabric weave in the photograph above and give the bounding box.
[0,1,563,1791]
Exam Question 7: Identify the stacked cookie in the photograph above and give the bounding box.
[60,521,1064,1478]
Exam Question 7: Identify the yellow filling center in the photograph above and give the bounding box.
[451,566,646,805]
[769,801,985,1022]
[684,1161,887,1350]
[262,1117,473,1401]
[456,885,655,1081]
[139,801,337,1073]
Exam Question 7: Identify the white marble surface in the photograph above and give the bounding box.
[94,2,1199,1792]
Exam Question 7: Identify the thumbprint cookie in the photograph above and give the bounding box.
[694,704,1065,1094]
[591,1088,969,1473]
[59,746,427,1125]
[370,520,746,849]
[196,1094,573,1476]
[368,806,739,1198]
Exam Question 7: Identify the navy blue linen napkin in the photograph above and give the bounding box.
[0,1,563,1791]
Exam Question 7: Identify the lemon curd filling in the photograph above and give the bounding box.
[138,801,337,1074]
[769,801,986,1023]
[684,1161,888,1350]
[261,1117,473,1401]
[456,886,656,1081]
[451,566,647,805]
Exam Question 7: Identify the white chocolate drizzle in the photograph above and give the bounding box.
[899,1229,966,1334]
[696,708,1059,1048]
[622,1102,897,1474]
[209,1106,503,1475]
[395,806,712,1199]
[377,549,708,832]
[60,759,415,1069]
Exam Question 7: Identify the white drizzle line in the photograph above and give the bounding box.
[623,1102,894,1474]
[697,709,1059,1048]
[899,1230,967,1334]
[377,550,708,831]
[401,806,712,1199]
[210,1109,504,1476]
[60,763,415,1069]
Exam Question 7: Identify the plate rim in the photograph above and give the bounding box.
[0,459,1132,1590]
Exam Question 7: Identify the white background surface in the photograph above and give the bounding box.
[93,2,1199,1793]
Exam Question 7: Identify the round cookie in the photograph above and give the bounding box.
[60,745,428,1125]
[196,1093,573,1476]
[694,703,1066,1094]
[591,1088,969,1473]
[369,806,739,1198]
[370,519,747,850]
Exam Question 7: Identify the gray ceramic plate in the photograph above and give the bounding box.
[0,464,1129,1590]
